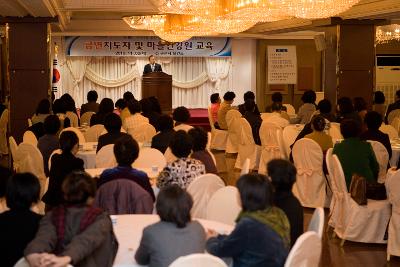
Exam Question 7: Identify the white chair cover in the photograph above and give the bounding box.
[283,104,296,115]
[133,147,166,170]
[14,258,73,267]
[367,140,389,183]
[240,158,250,175]
[391,117,400,133]
[164,147,178,164]
[9,136,18,170]
[380,124,399,139]
[328,122,343,141]
[187,174,225,219]
[234,118,261,170]
[169,253,228,267]
[385,169,400,258]
[128,123,156,143]
[284,232,322,267]
[307,207,325,238]
[0,109,8,154]
[23,130,38,146]
[225,109,241,153]
[292,138,326,208]
[60,127,86,144]
[66,111,79,127]
[84,124,105,142]
[208,106,228,151]
[80,111,95,126]
[331,155,391,243]
[282,124,304,157]
[388,109,400,125]
[206,186,241,225]
[48,149,62,173]
[258,122,285,175]
[27,118,32,127]
[261,112,274,121]
[96,144,117,169]
[325,148,337,228]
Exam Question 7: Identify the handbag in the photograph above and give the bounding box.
[349,174,367,205]
[366,181,387,200]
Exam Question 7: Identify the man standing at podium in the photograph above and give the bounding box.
[143,55,162,75]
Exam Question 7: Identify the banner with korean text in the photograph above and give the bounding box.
[65,36,232,57]
[267,46,297,84]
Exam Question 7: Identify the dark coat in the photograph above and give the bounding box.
[97,132,130,153]
[143,63,162,75]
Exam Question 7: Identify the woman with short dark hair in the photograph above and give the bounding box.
[295,90,317,124]
[90,98,114,126]
[188,127,218,174]
[373,91,386,118]
[96,113,130,153]
[173,106,193,132]
[37,115,61,175]
[304,115,333,153]
[206,173,290,267]
[0,173,42,267]
[25,172,118,267]
[151,114,176,154]
[31,99,51,125]
[135,185,206,267]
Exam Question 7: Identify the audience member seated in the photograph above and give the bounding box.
[80,90,100,115]
[0,173,42,267]
[149,96,162,114]
[333,119,379,190]
[317,99,336,122]
[114,98,126,116]
[151,115,176,154]
[209,93,221,129]
[336,97,362,125]
[42,131,84,210]
[243,99,262,146]
[97,113,130,153]
[173,106,193,132]
[238,91,260,116]
[359,111,392,159]
[135,185,206,267]
[141,97,161,131]
[98,135,155,201]
[354,97,368,123]
[53,99,71,129]
[157,130,205,189]
[295,90,316,124]
[90,98,114,126]
[60,93,79,127]
[268,103,290,128]
[385,89,400,122]
[265,92,287,113]
[123,99,149,130]
[120,91,135,123]
[217,91,236,130]
[206,173,290,267]
[25,172,118,267]
[304,115,333,153]
[268,159,303,247]
[0,166,11,212]
[37,115,61,176]
[31,99,51,125]
[372,91,386,119]
[188,127,218,174]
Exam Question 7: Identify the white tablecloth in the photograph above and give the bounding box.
[390,139,400,167]
[112,214,234,267]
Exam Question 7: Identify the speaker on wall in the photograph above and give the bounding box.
[314,34,326,51]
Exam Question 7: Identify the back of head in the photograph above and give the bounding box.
[364,111,382,130]
[301,90,316,104]
[44,115,61,135]
[311,115,326,132]
[337,97,354,114]
[127,99,142,115]
[271,102,283,112]
[223,91,236,101]
[210,93,219,104]
[317,99,332,114]
[374,91,385,104]
[104,113,122,133]
[170,130,193,158]
[115,98,126,110]
[267,159,297,192]
[99,98,114,114]
[123,91,135,103]
[60,93,76,112]
[6,173,40,210]
[236,173,273,212]
[243,91,255,101]
[36,99,50,115]
[353,97,367,112]
[156,184,193,228]
[140,98,153,113]
[188,127,208,152]
[158,114,174,132]
[173,106,190,123]
[60,131,79,153]
[53,99,65,114]
[149,96,162,114]
[114,135,139,166]
[340,119,361,138]
[87,90,98,102]
[62,171,96,205]
[244,99,256,112]
[271,92,283,103]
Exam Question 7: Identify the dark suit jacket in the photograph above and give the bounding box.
[97,132,131,152]
[151,129,175,154]
[143,63,162,75]
[80,102,99,115]
[42,152,84,206]
[238,103,260,116]
[243,111,262,146]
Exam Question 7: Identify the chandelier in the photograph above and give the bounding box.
[376,24,400,44]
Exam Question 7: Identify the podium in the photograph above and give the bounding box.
[141,72,172,113]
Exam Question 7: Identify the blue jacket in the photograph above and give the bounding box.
[206,217,288,267]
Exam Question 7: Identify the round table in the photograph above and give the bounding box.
[77,142,98,169]
[112,214,234,267]
[390,139,400,167]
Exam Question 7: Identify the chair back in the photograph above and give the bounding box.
[23,130,38,146]
[206,186,241,225]
[60,127,86,144]
[331,155,348,194]
[133,147,166,170]
[14,258,73,267]
[48,149,62,171]
[283,103,296,115]
[96,144,117,168]
[84,124,105,142]
[282,124,304,157]
[0,109,8,128]
[261,112,274,120]
[27,118,33,127]
[225,109,241,153]
[391,117,400,133]
[80,111,95,126]
[94,179,153,215]
[284,232,322,267]
[307,207,325,238]
[380,124,399,139]
[128,123,156,143]
[169,253,228,267]
[187,174,225,219]
[9,136,18,161]
[386,169,400,209]
[367,140,389,183]
[388,109,400,125]
[328,122,343,141]
[240,158,250,175]
[292,138,326,208]
[234,118,260,170]
[258,122,285,174]
[66,111,79,127]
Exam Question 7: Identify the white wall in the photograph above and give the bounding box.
[231,38,257,105]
